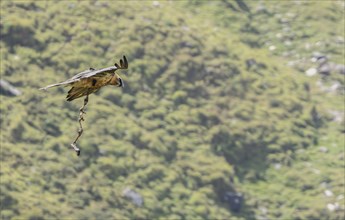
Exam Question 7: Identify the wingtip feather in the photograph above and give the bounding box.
[123,55,128,68]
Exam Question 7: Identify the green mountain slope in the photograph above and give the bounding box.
[1,1,344,220]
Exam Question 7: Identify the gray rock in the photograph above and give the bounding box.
[328,110,344,123]
[0,79,22,96]
[324,189,333,197]
[327,203,340,212]
[336,194,344,200]
[305,68,317,76]
[274,163,282,170]
[319,146,328,153]
[224,192,243,213]
[316,80,342,93]
[313,55,345,75]
[122,188,143,206]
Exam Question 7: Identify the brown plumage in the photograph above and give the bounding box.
[40,56,128,101]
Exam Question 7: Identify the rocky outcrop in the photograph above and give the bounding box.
[0,80,22,97]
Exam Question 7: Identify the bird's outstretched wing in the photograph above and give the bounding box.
[73,56,128,80]
[39,56,128,90]
[38,69,94,90]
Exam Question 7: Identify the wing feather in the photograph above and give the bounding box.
[72,67,117,80]
[39,82,69,90]
[66,87,98,101]
[39,69,95,90]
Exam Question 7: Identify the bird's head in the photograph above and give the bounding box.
[112,56,128,88]
[110,74,124,88]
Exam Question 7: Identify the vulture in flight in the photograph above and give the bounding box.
[40,56,128,101]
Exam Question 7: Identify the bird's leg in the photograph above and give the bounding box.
[70,94,89,156]
[79,95,88,115]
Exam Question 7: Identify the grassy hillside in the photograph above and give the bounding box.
[0,1,344,220]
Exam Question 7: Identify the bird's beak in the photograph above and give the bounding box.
[119,78,124,88]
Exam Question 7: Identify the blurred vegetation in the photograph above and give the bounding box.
[0,1,344,220]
